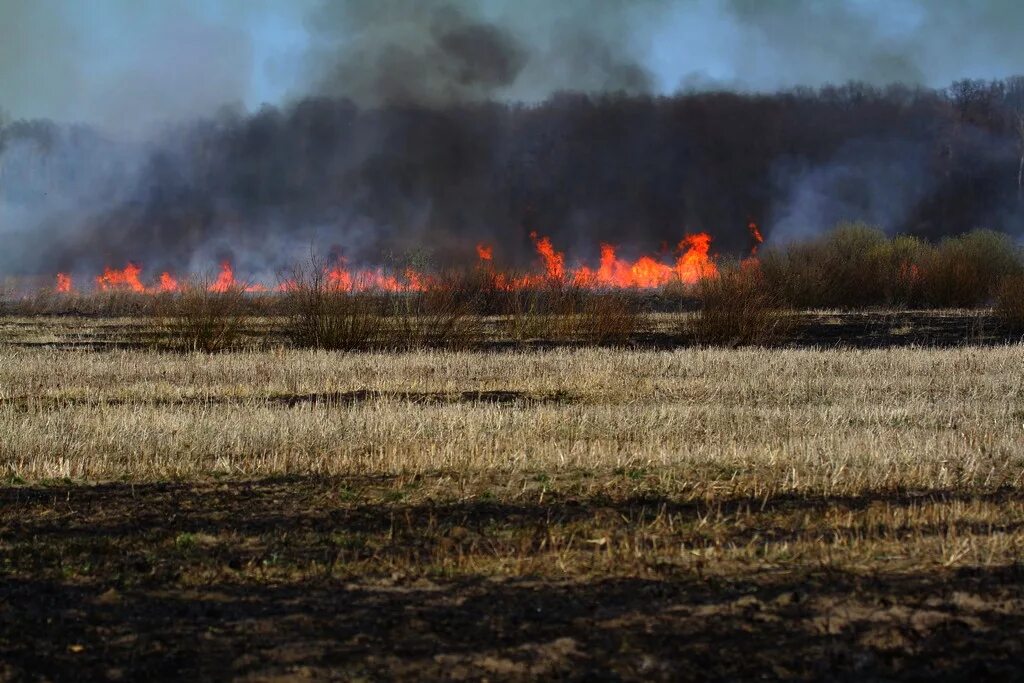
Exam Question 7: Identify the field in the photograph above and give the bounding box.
[3,313,1024,680]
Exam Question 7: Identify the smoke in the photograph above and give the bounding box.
[4,1,1024,281]
[0,0,261,139]
[303,0,652,106]
[769,140,936,244]
[5,0,1024,130]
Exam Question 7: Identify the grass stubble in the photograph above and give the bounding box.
[2,325,1024,679]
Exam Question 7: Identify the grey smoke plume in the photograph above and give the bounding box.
[5,1,1024,131]
[3,1,1024,283]
[303,0,652,106]
[769,140,936,244]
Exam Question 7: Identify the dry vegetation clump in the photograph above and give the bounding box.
[689,263,794,345]
[280,261,380,350]
[995,273,1024,332]
[155,282,249,352]
[499,281,570,342]
[920,229,1023,307]
[569,291,642,344]
[385,273,486,349]
[760,224,1023,309]
[2,289,161,317]
[498,283,642,344]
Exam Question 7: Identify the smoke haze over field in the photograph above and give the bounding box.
[7,0,1024,127]
[3,1,1024,279]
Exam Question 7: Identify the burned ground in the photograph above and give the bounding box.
[3,477,1024,681]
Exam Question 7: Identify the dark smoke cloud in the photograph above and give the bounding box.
[5,82,1024,281]
[4,1,1024,282]
[303,0,651,106]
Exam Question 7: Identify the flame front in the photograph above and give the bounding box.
[158,272,179,292]
[96,264,144,292]
[51,231,721,295]
[56,273,73,293]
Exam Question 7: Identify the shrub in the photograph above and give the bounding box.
[499,280,577,342]
[761,222,900,308]
[995,274,1024,332]
[281,261,380,350]
[689,263,794,346]
[156,282,248,352]
[758,224,1024,310]
[920,230,1023,307]
[883,235,933,307]
[386,272,485,349]
[566,292,642,345]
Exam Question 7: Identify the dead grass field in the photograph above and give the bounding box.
[3,317,1024,680]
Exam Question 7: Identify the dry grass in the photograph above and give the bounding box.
[2,344,1023,488]
[3,332,1024,678]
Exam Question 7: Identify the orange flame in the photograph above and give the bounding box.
[675,233,717,284]
[208,261,235,293]
[96,264,145,292]
[157,272,179,292]
[530,231,565,281]
[56,272,73,293]
[748,221,764,246]
[51,232,722,295]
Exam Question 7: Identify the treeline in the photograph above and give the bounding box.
[3,79,1024,272]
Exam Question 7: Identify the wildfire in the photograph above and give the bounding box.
[51,231,723,295]
[529,231,565,281]
[96,264,144,292]
[208,261,236,293]
[748,221,764,255]
[56,273,73,293]
[157,272,179,292]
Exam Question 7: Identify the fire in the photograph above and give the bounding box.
[158,272,179,292]
[51,231,722,295]
[529,231,565,281]
[56,272,73,293]
[748,221,764,248]
[208,262,235,293]
[675,233,717,284]
[565,233,718,288]
[96,263,144,292]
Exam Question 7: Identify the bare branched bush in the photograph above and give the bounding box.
[280,260,380,350]
[156,281,248,352]
[386,272,485,349]
[498,279,580,342]
[564,292,642,345]
[689,264,794,346]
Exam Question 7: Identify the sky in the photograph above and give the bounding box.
[3,0,1024,135]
